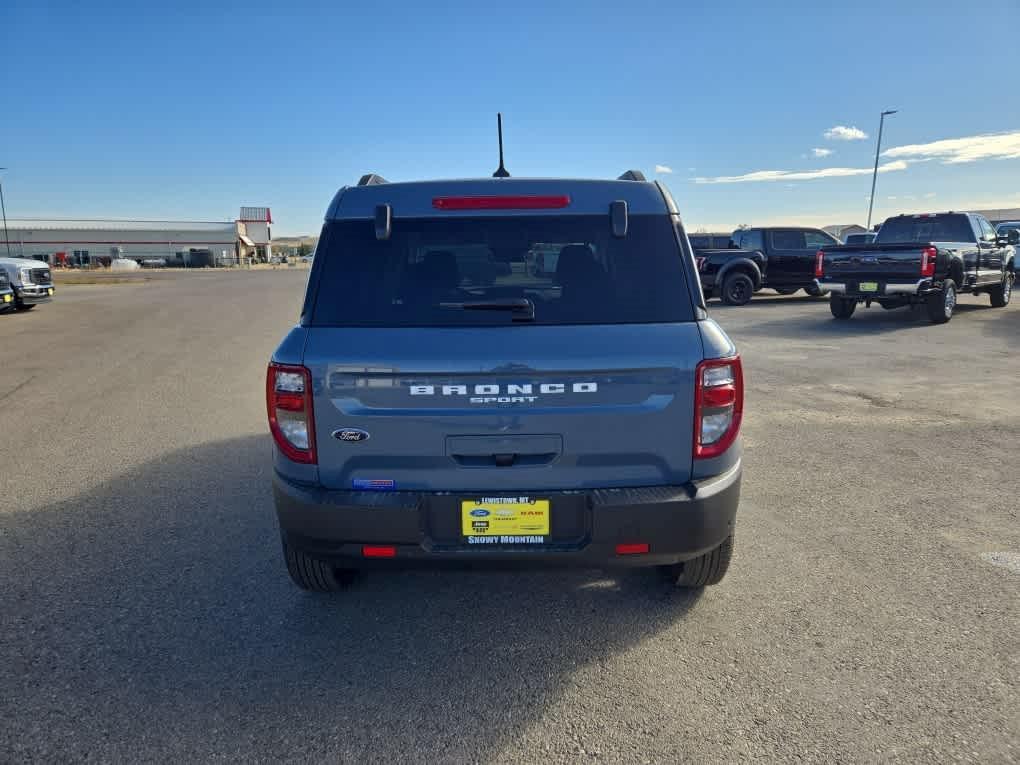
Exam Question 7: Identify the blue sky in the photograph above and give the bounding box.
[5,0,1020,235]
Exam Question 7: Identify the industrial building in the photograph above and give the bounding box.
[0,206,274,267]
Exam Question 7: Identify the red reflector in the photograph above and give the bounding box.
[432,195,570,210]
[274,392,305,412]
[702,384,736,408]
[362,545,397,558]
[616,543,650,555]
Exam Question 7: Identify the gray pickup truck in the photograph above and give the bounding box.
[268,171,743,592]
[0,258,55,311]
[816,212,1016,323]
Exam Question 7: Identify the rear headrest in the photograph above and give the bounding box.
[555,244,599,284]
[419,250,460,288]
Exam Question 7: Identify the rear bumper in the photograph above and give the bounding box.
[15,285,55,304]
[274,462,741,568]
[816,278,933,298]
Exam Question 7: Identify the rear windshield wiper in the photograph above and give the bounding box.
[438,298,535,322]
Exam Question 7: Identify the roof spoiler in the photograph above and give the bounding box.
[357,173,389,186]
[617,170,646,182]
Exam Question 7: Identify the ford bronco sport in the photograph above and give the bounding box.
[268,171,743,591]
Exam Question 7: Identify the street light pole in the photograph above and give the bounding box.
[0,168,11,258]
[866,110,898,232]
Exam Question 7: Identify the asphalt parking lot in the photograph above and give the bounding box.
[1,271,1017,763]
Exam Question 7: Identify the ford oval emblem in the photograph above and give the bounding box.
[470,508,490,517]
[332,428,370,443]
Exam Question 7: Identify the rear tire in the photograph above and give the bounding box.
[829,295,856,319]
[282,534,356,592]
[926,279,956,324]
[720,272,754,306]
[989,271,1013,308]
[805,283,827,297]
[665,534,734,588]
[16,302,35,311]
[774,288,799,295]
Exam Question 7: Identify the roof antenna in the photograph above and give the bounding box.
[492,113,510,178]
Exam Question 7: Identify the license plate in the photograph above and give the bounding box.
[461,497,550,542]
[859,281,879,293]
[47,288,54,296]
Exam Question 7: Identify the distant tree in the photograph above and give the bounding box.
[297,243,312,258]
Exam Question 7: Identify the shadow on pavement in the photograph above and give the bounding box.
[0,435,700,761]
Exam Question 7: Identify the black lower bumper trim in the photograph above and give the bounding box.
[273,463,741,568]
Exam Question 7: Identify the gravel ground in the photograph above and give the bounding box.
[1,274,1017,763]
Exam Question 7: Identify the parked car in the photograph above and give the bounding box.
[268,171,743,592]
[0,267,14,312]
[816,212,1017,323]
[844,232,876,245]
[996,221,1020,272]
[690,240,767,306]
[730,226,841,296]
[0,257,55,311]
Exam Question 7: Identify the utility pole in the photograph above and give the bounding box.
[866,110,898,231]
[0,168,11,258]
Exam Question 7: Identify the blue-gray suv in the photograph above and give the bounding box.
[268,171,743,591]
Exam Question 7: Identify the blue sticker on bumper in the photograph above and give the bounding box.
[353,479,396,491]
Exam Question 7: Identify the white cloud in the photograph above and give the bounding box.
[924,192,937,198]
[654,164,674,175]
[887,196,897,200]
[692,160,908,185]
[882,130,1020,164]
[811,148,833,157]
[824,125,869,141]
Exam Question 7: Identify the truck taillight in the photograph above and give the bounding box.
[920,246,937,278]
[694,356,743,460]
[814,250,825,278]
[267,362,317,464]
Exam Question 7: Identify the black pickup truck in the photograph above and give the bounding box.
[689,232,764,305]
[691,226,841,305]
[815,212,1017,323]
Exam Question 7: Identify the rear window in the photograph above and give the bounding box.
[309,214,694,326]
[875,215,975,244]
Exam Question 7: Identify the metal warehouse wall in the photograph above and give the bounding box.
[2,225,238,263]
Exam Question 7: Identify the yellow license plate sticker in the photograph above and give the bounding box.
[859,281,878,292]
[462,497,550,539]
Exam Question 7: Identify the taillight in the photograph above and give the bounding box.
[694,357,743,460]
[814,250,825,278]
[267,362,316,464]
[432,195,570,210]
[920,246,937,277]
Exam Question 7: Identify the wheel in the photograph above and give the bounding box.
[774,288,799,295]
[663,534,734,588]
[281,533,356,592]
[720,271,754,306]
[804,283,827,297]
[988,270,1013,308]
[829,295,856,319]
[926,279,956,324]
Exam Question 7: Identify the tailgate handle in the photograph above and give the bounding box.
[446,434,562,468]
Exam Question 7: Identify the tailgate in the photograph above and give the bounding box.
[823,244,924,281]
[304,324,701,492]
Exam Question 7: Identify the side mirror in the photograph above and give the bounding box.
[1008,230,1020,246]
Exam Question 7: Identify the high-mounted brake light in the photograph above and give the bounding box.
[694,357,744,459]
[814,250,825,278]
[920,246,937,278]
[267,362,317,464]
[432,195,571,210]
